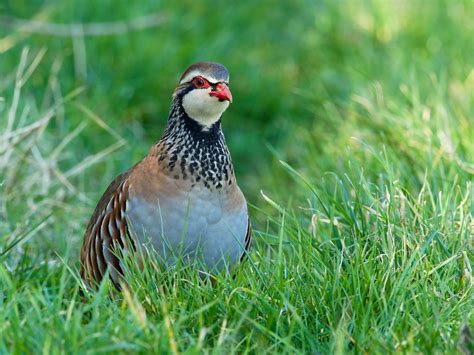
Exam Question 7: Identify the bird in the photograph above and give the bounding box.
[80,62,251,288]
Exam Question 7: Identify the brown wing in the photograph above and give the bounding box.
[240,216,252,262]
[80,169,136,289]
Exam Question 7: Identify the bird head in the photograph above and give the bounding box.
[174,62,232,128]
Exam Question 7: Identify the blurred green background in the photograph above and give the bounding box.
[1,1,472,202]
[0,0,473,352]
[1,0,472,282]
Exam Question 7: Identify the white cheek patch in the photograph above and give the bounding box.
[182,89,230,127]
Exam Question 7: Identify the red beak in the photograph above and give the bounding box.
[209,83,233,102]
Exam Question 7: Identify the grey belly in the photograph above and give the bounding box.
[126,187,247,271]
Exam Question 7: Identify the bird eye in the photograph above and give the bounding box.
[193,76,209,89]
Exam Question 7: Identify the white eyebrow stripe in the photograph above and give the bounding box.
[179,70,228,85]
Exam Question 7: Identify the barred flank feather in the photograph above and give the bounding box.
[80,173,134,288]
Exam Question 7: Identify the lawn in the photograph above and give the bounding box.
[0,0,473,353]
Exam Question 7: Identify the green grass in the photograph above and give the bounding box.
[1,0,473,353]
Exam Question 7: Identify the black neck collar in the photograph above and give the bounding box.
[162,97,224,146]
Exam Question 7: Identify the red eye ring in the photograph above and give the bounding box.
[192,76,210,89]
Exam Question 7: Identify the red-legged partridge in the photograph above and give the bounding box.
[80,62,251,288]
